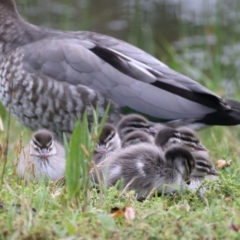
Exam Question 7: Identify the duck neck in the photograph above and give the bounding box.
[0,0,61,54]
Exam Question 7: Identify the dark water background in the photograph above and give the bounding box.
[15,0,240,98]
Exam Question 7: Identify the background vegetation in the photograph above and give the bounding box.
[1,0,240,239]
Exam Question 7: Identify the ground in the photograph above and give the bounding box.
[0,117,240,239]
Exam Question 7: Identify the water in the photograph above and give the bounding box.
[16,0,240,97]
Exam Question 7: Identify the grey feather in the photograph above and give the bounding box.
[1,0,240,135]
[0,48,120,140]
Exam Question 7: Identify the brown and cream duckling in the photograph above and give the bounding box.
[187,151,218,195]
[17,129,66,181]
[94,124,121,164]
[121,130,153,148]
[117,114,157,140]
[154,126,206,152]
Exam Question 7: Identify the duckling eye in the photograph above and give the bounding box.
[197,162,209,167]
[36,148,43,155]
[106,132,115,143]
[34,146,40,151]
[108,135,113,141]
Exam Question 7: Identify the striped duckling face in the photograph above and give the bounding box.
[117,114,157,139]
[191,151,218,177]
[95,124,121,155]
[30,129,57,159]
[155,126,206,152]
[187,151,218,195]
[176,127,206,151]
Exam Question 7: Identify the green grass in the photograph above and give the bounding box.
[1,1,240,239]
[1,109,240,239]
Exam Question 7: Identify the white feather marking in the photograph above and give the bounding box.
[109,165,122,178]
[107,48,166,79]
[136,161,146,177]
[108,133,121,152]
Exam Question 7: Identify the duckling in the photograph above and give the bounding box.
[154,126,206,152]
[191,151,217,177]
[121,131,153,148]
[94,124,121,164]
[117,114,157,140]
[17,129,66,181]
[154,127,181,150]
[97,145,195,200]
[177,126,206,151]
[155,126,206,151]
[188,151,218,195]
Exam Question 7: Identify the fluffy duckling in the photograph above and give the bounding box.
[121,131,153,148]
[94,124,121,164]
[188,151,218,194]
[177,126,206,151]
[117,114,157,139]
[17,129,66,181]
[154,126,206,151]
[96,144,195,200]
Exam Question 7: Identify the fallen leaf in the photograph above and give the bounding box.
[111,207,120,214]
[216,159,231,169]
[124,207,135,221]
[111,206,135,221]
[230,223,240,232]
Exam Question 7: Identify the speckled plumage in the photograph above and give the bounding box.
[2,0,240,140]
[0,49,120,140]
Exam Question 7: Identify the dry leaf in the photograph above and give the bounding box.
[111,206,135,221]
[124,207,135,221]
[216,159,231,169]
[230,223,240,232]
